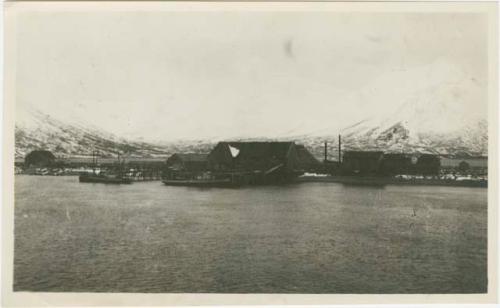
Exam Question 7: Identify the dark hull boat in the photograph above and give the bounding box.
[79,174,132,184]
[78,151,132,184]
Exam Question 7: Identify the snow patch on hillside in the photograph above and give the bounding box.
[15,107,171,158]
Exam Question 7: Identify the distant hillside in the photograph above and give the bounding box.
[15,98,487,161]
[292,117,487,161]
[269,60,489,159]
[292,119,487,162]
[15,109,177,158]
[15,58,487,160]
[286,72,487,158]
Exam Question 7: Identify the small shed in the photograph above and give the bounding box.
[440,157,488,169]
[25,150,56,167]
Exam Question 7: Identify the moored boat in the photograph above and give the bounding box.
[78,151,132,184]
[162,170,244,188]
[79,173,132,184]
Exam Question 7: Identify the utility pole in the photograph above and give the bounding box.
[324,142,328,162]
[338,135,342,163]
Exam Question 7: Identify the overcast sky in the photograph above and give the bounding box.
[15,9,489,142]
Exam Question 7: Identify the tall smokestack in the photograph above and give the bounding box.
[324,142,328,162]
[338,135,342,163]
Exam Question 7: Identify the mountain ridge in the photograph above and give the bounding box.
[15,106,487,160]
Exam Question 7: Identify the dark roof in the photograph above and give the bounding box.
[296,145,320,165]
[172,153,208,162]
[343,151,384,158]
[218,142,294,161]
[61,157,166,163]
[419,153,439,158]
[417,154,440,163]
[25,150,55,160]
[383,153,411,159]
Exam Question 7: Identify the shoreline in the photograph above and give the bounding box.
[296,175,488,188]
[15,174,488,188]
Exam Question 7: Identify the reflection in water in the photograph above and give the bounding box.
[14,176,487,293]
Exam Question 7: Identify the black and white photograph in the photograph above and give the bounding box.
[2,1,498,306]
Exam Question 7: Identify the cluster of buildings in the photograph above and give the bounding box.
[165,142,310,185]
[164,141,450,184]
[16,150,164,178]
[340,151,441,176]
[165,145,440,179]
[165,141,488,183]
[17,139,487,184]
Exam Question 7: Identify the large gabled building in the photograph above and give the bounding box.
[207,141,302,184]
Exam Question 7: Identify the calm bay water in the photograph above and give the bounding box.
[14,175,487,293]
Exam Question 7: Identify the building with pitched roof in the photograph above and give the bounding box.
[207,141,302,184]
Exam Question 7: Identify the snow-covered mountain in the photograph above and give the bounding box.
[286,61,488,158]
[337,75,487,156]
[291,115,487,161]
[15,104,487,160]
[337,118,487,155]
[15,108,174,158]
[294,112,487,160]
[16,62,488,160]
